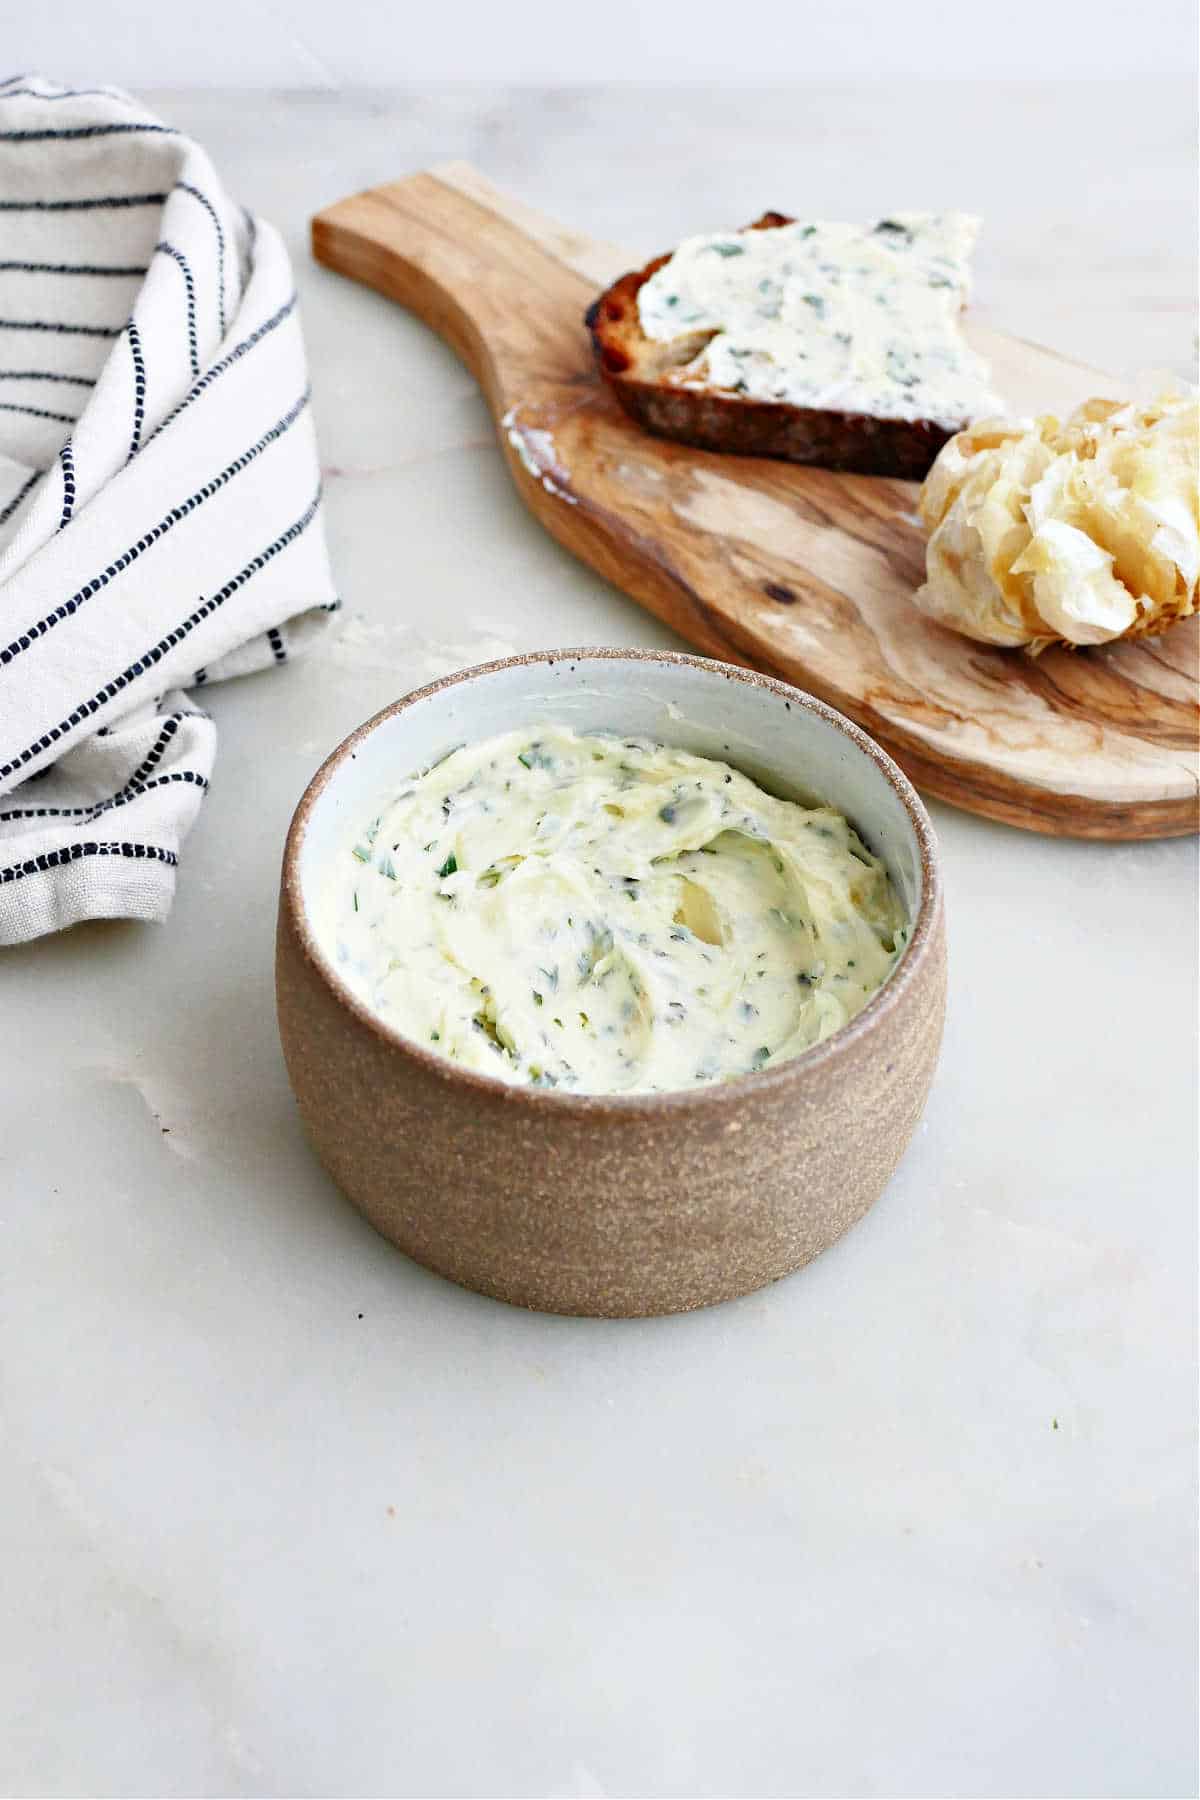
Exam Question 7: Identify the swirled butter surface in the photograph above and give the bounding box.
[637,214,1001,430]
[318,727,908,1095]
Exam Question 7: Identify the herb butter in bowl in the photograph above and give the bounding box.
[319,728,907,1094]
[277,651,945,1316]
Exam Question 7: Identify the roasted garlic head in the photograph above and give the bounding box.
[916,392,1199,652]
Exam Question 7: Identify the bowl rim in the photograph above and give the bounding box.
[281,647,942,1116]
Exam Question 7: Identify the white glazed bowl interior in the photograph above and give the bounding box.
[296,652,926,952]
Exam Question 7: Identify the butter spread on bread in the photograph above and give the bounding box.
[638,213,1000,431]
[587,212,1001,476]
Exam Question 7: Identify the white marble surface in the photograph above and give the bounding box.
[2,86,1197,1799]
[14,0,1199,86]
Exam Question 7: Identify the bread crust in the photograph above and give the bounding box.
[586,213,957,479]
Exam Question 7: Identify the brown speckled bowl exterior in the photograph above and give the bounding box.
[276,651,946,1317]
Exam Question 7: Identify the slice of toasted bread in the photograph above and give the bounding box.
[586,213,957,479]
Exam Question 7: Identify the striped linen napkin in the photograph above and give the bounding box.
[0,74,337,946]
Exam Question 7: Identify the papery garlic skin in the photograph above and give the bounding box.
[916,393,1199,652]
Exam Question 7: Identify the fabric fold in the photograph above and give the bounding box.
[0,74,337,946]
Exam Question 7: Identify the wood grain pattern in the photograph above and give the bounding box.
[312,163,1199,838]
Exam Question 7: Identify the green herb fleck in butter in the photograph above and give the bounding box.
[320,727,908,1095]
[637,213,1001,429]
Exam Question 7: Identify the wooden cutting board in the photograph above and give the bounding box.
[312,163,1198,839]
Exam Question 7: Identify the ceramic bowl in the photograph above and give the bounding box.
[276,649,946,1317]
